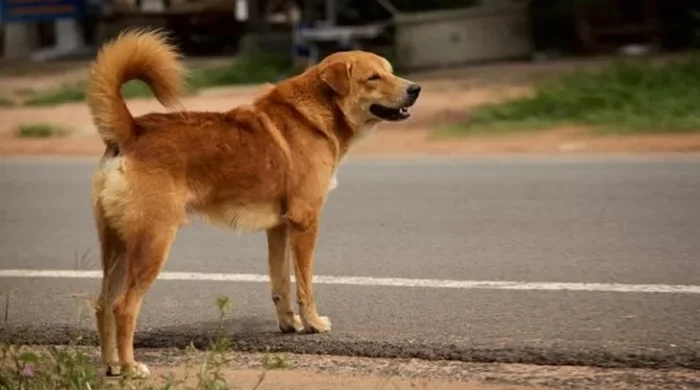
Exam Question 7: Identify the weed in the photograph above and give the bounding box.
[0,97,14,107]
[0,344,112,390]
[261,351,290,370]
[445,57,700,135]
[16,123,69,138]
[73,248,93,271]
[215,296,232,323]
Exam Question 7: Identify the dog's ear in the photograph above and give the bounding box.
[319,60,352,97]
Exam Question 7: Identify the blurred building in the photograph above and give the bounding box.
[1,0,699,68]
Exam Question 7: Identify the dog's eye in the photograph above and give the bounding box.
[367,74,381,81]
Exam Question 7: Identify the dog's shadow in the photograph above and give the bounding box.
[134,315,331,351]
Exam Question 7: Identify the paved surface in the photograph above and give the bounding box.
[1,156,699,369]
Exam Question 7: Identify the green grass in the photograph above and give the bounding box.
[190,53,295,90]
[0,97,14,107]
[18,54,294,107]
[443,57,700,136]
[16,123,69,138]
[24,84,86,106]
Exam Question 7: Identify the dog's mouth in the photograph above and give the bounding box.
[370,99,416,122]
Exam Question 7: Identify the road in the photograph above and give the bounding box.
[0,156,699,369]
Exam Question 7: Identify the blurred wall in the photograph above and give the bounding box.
[395,1,532,71]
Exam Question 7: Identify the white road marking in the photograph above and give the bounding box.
[0,269,699,294]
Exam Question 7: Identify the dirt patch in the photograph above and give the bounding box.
[350,127,700,156]
[5,126,698,157]
[146,368,537,390]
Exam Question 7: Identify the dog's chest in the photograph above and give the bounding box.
[198,201,283,232]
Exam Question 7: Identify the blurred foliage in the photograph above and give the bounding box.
[190,53,295,88]
[445,57,700,135]
[16,124,69,138]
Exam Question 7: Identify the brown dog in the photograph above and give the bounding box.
[87,29,420,378]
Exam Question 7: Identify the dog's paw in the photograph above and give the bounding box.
[121,362,150,379]
[303,315,332,333]
[279,314,304,333]
[105,362,121,377]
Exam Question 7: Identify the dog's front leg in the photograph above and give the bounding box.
[286,208,331,333]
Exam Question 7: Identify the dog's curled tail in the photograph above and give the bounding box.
[86,29,185,146]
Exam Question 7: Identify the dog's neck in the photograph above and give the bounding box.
[267,70,366,163]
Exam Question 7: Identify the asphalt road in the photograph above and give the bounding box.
[1,156,699,369]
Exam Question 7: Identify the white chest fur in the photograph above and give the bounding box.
[329,123,377,193]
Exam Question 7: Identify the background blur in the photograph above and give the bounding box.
[2,0,700,154]
[2,0,700,67]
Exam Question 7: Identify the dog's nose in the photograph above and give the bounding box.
[407,83,421,96]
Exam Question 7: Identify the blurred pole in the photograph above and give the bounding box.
[325,0,335,26]
[294,0,315,68]
[302,0,314,23]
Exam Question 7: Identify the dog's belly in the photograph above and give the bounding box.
[198,201,283,232]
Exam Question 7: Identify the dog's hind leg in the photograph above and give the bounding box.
[94,211,126,377]
[93,162,126,377]
[113,213,180,378]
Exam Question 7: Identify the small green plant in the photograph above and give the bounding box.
[16,124,69,138]
[443,57,700,136]
[215,296,232,323]
[261,351,290,370]
[0,344,114,390]
[181,297,237,390]
[0,97,14,107]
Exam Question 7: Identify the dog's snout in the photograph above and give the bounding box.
[407,83,421,96]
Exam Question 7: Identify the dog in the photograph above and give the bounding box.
[87,28,421,378]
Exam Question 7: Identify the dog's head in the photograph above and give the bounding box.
[316,50,421,125]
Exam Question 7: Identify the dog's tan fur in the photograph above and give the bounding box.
[87,29,420,377]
